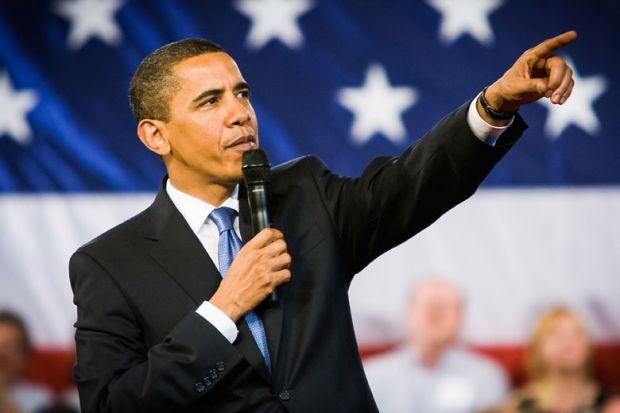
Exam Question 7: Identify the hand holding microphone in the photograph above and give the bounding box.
[209,227,290,321]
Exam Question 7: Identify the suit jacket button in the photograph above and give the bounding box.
[195,382,206,393]
[209,369,218,380]
[278,390,290,401]
[216,361,225,372]
[201,376,213,387]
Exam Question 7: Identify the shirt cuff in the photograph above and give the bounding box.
[196,301,238,343]
[467,93,514,146]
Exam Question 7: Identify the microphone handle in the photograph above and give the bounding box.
[248,185,278,302]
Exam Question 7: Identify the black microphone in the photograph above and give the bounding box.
[242,149,277,302]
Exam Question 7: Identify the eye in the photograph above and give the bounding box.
[237,89,250,99]
[197,95,219,107]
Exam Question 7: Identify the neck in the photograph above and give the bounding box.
[168,175,236,206]
[414,343,447,368]
[545,369,586,389]
[537,372,593,412]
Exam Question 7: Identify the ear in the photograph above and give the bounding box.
[137,119,171,156]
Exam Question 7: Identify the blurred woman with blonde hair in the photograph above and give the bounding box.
[505,306,605,413]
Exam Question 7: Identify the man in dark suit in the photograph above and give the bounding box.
[70,32,576,412]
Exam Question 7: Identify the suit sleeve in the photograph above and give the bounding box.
[306,101,527,276]
[70,251,245,413]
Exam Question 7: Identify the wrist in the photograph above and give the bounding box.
[476,94,511,127]
[485,83,521,114]
[476,84,519,127]
[209,294,243,323]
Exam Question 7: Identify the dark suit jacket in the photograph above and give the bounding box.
[70,102,527,413]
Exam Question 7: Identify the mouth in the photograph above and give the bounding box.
[226,134,257,151]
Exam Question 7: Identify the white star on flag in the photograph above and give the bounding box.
[336,64,418,145]
[426,0,503,46]
[54,0,124,51]
[539,57,608,139]
[0,72,38,145]
[234,0,314,50]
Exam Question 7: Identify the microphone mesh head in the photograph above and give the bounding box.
[242,149,271,185]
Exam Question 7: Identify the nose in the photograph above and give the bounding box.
[226,95,251,127]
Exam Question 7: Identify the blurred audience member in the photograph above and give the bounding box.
[365,277,508,413]
[505,307,605,413]
[602,393,620,413]
[0,310,53,413]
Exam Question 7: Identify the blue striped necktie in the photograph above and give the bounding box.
[209,206,272,373]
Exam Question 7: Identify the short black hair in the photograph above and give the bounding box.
[129,38,226,122]
[0,309,32,354]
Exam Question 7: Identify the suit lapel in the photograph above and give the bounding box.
[144,187,221,306]
[239,184,285,377]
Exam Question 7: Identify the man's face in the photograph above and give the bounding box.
[407,280,462,351]
[0,323,28,384]
[160,52,259,188]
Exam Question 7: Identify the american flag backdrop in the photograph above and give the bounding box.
[0,0,619,382]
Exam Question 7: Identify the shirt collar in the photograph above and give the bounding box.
[166,178,239,234]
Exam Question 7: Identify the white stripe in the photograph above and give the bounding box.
[0,194,152,346]
[350,187,620,345]
[0,188,619,347]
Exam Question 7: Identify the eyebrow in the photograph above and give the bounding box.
[234,82,251,93]
[191,82,251,105]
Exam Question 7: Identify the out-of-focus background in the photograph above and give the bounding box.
[0,0,618,408]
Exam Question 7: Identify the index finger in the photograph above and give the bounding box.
[530,31,577,58]
[248,227,284,248]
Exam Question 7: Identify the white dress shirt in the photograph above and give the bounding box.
[166,99,511,343]
[166,180,240,343]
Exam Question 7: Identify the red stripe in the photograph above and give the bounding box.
[25,342,620,394]
[360,342,620,388]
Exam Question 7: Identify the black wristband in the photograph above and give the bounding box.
[479,87,516,121]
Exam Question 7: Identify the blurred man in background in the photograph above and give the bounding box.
[365,278,508,413]
[0,310,52,413]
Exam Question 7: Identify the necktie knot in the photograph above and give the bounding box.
[209,207,237,234]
